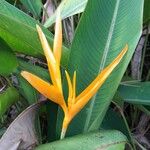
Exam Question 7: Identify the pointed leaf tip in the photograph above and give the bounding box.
[36,24,40,31]
[65,70,73,108]
[21,71,30,79]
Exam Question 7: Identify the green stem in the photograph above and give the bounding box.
[14,0,18,6]
[134,139,146,150]
[112,101,136,150]
[120,110,136,150]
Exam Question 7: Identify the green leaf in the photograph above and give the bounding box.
[17,75,38,104]
[16,59,50,104]
[44,0,87,27]
[57,0,143,136]
[20,0,43,19]
[45,0,148,30]
[102,107,135,148]
[118,81,150,105]
[143,0,150,24]
[0,87,19,118]
[101,109,129,139]
[18,59,50,82]
[0,0,69,67]
[35,130,127,150]
[113,92,124,108]
[0,38,18,76]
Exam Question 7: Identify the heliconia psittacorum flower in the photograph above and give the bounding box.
[21,12,128,139]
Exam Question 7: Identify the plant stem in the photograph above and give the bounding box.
[60,115,69,139]
[120,110,136,150]
[112,101,136,150]
[134,139,147,150]
[60,128,67,139]
[14,0,18,6]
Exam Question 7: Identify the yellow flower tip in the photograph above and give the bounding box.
[122,44,128,55]
[36,25,55,64]
[73,71,76,81]
[65,70,73,108]
[72,71,76,102]
[36,24,40,31]
[53,9,62,64]
[36,24,44,39]
[36,23,59,88]
[21,71,30,80]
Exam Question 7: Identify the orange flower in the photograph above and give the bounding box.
[21,12,128,139]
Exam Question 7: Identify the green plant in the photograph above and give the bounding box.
[0,0,146,149]
[21,14,128,139]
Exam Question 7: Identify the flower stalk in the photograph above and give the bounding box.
[21,12,128,139]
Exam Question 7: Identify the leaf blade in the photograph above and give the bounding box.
[119,81,150,105]
[0,0,69,67]
[36,130,127,150]
[44,0,87,27]
[0,87,19,118]
[58,0,143,136]
[0,38,18,76]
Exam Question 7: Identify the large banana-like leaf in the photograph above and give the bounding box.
[17,75,38,104]
[119,81,150,105]
[44,0,150,28]
[44,0,149,28]
[36,130,127,150]
[44,0,87,28]
[0,0,69,66]
[57,0,143,136]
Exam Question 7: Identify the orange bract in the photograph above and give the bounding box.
[21,12,128,139]
[21,71,63,105]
